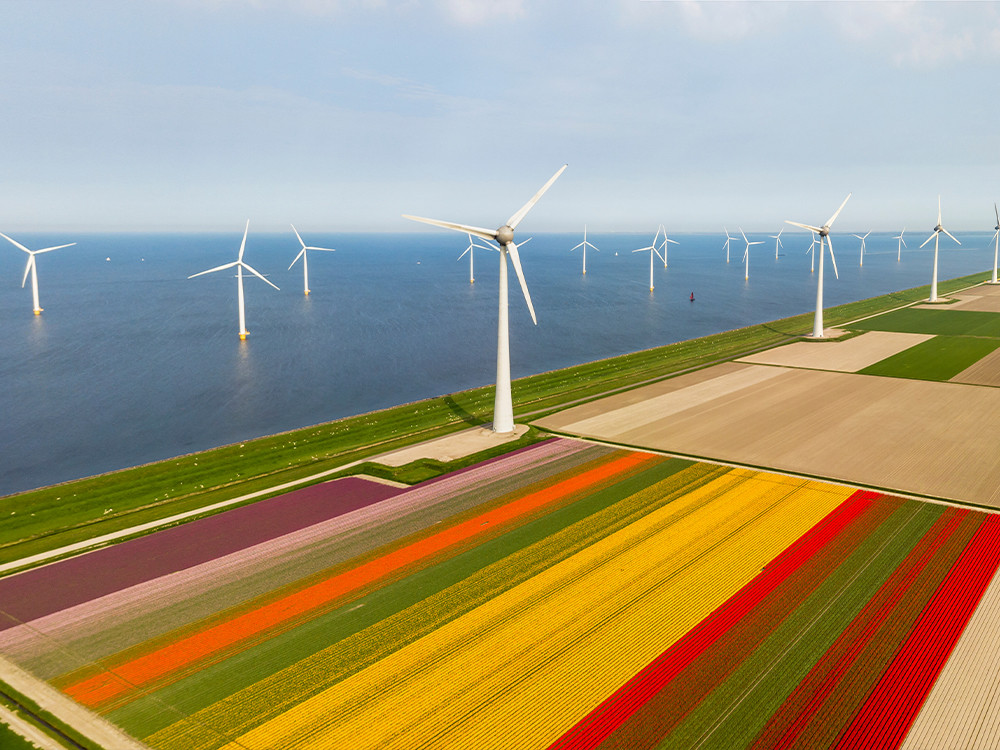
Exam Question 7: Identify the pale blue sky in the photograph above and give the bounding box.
[3,1,998,233]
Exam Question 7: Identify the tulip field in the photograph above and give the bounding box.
[1,437,999,749]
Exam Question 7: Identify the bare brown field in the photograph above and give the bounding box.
[535,363,1000,507]
[952,347,1000,387]
[736,331,932,372]
[916,284,1000,312]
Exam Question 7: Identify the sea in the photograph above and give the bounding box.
[1,229,995,497]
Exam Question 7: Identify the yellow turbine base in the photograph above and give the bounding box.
[304,290,310,295]
[239,332,247,340]
[33,309,42,315]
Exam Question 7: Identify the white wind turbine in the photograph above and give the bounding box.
[853,230,871,267]
[0,232,76,315]
[658,225,679,267]
[189,221,279,340]
[990,205,999,284]
[569,225,600,275]
[786,193,851,338]
[458,232,493,284]
[740,228,763,281]
[723,226,738,263]
[770,228,783,259]
[403,165,566,434]
[919,196,960,302]
[289,224,336,295]
[806,231,819,273]
[634,227,666,291]
[894,228,906,262]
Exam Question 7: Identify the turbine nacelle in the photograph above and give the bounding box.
[496,225,515,245]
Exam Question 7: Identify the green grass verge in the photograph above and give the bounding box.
[0,270,989,570]
[858,335,1000,381]
[0,678,106,750]
[0,722,37,750]
[849,307,1000,337]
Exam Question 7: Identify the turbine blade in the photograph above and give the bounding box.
[785,220,822,233]
[506,164,567,230]
[507,242,536,325]
[920,233,936,248]
[21,256,33,288]
[188,261,238,279]
[633,245,654,253]
[942,228,961,245]
[937,195,942,226]
[402,214,497,242]
[901,237,907,247]
[305,246,336,252]
[291,224,306,249]
[740,227,749,242]
[288,248,306,270]
[34,242,76,254]
[995,203,999,225]
[0,231,32,254]
[825,193,852,228]
[238,220,249,262]
[654,246,665,264]
[827,235,840,279]
[588,241,600,252]
[457,247,470,260]
[570,241,585,251]
[242,262,280,290]
[666,238,679,245]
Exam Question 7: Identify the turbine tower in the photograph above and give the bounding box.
[658,225,679,267]
[991,206,999,284]
[786,193,851,338]
[770,228,783,259]
[723,226,738,263]
[0,232,76,315]
[919,196,960,303]
[458,232,493,284]
[853,231,871,267]
[569,225,600,275]
[893,228,906,263]
[289,225,336,295]
[740,228,763,281]
[403,164,567,433]
[189,220,279,340]
[633,227,666,291]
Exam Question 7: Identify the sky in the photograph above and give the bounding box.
[3,0,999,234]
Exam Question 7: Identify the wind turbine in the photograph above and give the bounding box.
[770,228,783,259]
[189,221,279,340]
[919,196,960,302]
[458,232,493,284]
[723,226,738,263]
[853,230,871,267]
[289,224,336,295]
[402,164,566,434]
[806,232,818,273]
[0,232,75,315]
[569,225,600,275]
[658,225,679,267]
[633,228,666,291]
[786,193,851,338]
[990,206,999,284]
[893,228,906,262]
[740,228,763,281]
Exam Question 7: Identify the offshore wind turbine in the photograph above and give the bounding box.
[658,225,679,267]
[189,221,279,340]
[990,205,999,284]
[569,225,600,274]
[740,228,763,281]
[402,164,566,434]
[806,232,818,273]
[853,231,871,267]
[919,196,960,302]
[894,228,906,262]
[458,232,493,283]
[633,228,666,291]
[0,232,76,315]
[723,226,738,263]
[786,193,851,338]
[289,225,336,295]
[770,228,783,259]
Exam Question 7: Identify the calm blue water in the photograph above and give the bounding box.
[0,229,994,496]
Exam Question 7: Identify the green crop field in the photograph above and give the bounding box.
[858,335,1000,381]
[850,307,1000,337]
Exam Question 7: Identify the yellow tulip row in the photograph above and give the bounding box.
[203,469,849,750]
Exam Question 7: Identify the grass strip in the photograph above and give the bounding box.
[0,678,104,750]
[833,515,1000,750]
[1,271,988,568]
[848,307,1000,337]
[858,335,1000,381]
[657,499,942,750]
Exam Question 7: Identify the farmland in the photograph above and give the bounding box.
[2,439,999,748]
